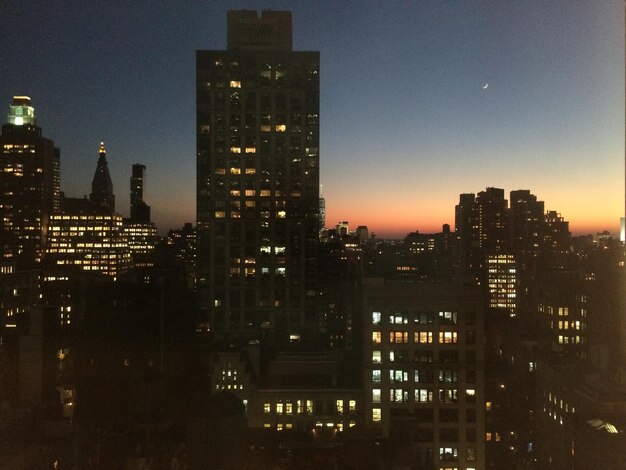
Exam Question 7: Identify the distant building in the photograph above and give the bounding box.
[125,164,157,267]
[355,226,369,243]
[0,96,60,269]
[196,10,320,347]
[319,195,326,232]
[130,163,151,224]
[336,221,349,236]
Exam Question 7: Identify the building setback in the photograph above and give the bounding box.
[196,10,320,347]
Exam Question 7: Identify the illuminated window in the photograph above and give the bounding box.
[336,400,344,414]
[263,402,271,414]
[372,389,381,403]
[349,400,356,411]
[372,408,382,422]
[390,389,408,402]
[415,331,433,344]
[372,369,381,382]
[276,402,284,414]
[372,332,382,344]
[439,331,458,344]
[390,331,408,343]
[372,311,382,324]
[372,350,382,363]
[230,80,241,88]
[415,389,433,403]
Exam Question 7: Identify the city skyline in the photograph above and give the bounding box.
[1,0,623,238]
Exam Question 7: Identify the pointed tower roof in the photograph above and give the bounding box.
[90,141,115,214]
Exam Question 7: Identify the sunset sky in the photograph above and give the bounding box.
[1,0,623,238]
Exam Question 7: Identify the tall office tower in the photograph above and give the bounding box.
[130,163,151,223]
[90,142,115,214]
[196,11,320,347]
[0,96,60,269]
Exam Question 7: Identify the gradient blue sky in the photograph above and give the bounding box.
[1,0,623,237]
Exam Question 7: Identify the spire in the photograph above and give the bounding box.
[90,142,115,214]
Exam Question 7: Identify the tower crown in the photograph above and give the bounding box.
[7,96,36,126]
[99,141,106,154]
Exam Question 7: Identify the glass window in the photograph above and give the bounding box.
[372,350,382,363]
[415,331,433,344]
[439,331,458,344]
[372,389,381,403]
[438,311,458,325]
[415,389,433,403]
[372,369,381,382]
[372,311,382,324]
[372,408,381,422]
[372,331,382,344]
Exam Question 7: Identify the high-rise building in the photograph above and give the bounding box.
[196,10,320,347]
[90,142,115,214]
[0,96,60,269]
[125,163,157,267]
[130,163,151,224]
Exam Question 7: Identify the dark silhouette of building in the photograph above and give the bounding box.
[196,10,320,347]
[130,163,151,223]
[90,142,115,214]
[0,96,60,269]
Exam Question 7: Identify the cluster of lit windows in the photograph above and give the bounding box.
[543,390,575,426]
[215,363,243,391]
[371,310,461,325]
[372,330,459,345]
[46,215,131,277]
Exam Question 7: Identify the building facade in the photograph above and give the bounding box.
[196,10,320,347]
[363,279,485,470]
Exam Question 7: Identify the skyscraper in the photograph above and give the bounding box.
[196,10,320,347]
[90,142,115,214]
[130,163,150,223]
[0,96,60,269]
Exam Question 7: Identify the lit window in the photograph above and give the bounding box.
[372,408,381,422]
[336,400,344,414]
[415,331,433,344]
[415,389,433,403]
[372,332,382,344]
[372,311,382,324]
[372,369,381,382]
[372,389,381,403]
[230,80,241,88]
[263,403,271,414]
[390,331,408,343]
[372,350,382,363]
[439,331,458,344]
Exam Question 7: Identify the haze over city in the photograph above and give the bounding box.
[0,0,623,237]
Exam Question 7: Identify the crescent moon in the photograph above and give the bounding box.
[482,83,489,89]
